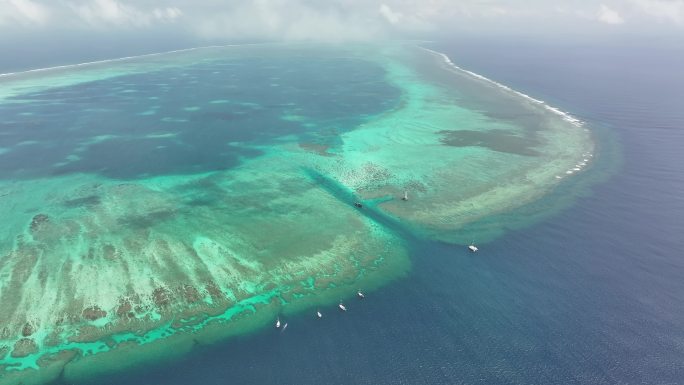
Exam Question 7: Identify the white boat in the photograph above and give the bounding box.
[357,291,365,299]
[402,191,408,201]
[468,244,478,252]
[282,323,288,331]
[316,310,322,318]
[275,317,281,328]
[338,303,347,311]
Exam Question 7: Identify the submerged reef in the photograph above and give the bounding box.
[0,43,592,384]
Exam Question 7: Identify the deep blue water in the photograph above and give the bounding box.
[53,38,684,384]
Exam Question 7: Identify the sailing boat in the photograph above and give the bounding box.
[275,317,281,328]
[401,191,408,201]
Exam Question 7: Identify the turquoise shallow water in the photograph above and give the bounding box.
[0,43,594,384]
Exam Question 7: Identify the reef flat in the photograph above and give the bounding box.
[0,43,592,384]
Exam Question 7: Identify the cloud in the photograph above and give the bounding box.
[630,0,684,24]
[192,0,383,41]
[153,6,182,21]
[68,0,181,27]
[1,0,683,42]
[0,0,50,25]
[597,4,624,24]
[379,3,402,24]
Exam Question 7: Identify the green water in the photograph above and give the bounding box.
[0,43,593,384]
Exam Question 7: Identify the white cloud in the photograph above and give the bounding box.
[1,0,683,40]
[0,0,50,25]
[153,6,182,21]
[379,3,402,25]
[193,0,383,41]
[597,4,624,24]
[68,0,181,27]
[630,0,684,24]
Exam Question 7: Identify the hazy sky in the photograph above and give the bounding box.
[0,0,682,70]
[2,0,683,40]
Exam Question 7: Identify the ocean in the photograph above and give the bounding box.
[1,37,683,384]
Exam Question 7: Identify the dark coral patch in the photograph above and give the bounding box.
[29,214,49,233]
[21,322,34,337]
[63,194,101,208]
[152,287,171,307]
[438,129,541,156]
[82,306,107,321]
[11,338,38,358]
[180,285,201,303]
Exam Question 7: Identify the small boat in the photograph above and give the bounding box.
[401,191,408,201]
[468,244,478,253]
[275,317,281,328]
[357,290,365,299]
[354,202,363,208]
[316,310,322,318]
[281,323,288,331]
[338,303,347,312]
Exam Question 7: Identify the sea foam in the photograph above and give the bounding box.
[0,44,259,78]
[420,47,584,128]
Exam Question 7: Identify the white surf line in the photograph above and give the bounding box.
[0,43,265,78]
[420,46,594,180]
[420,47,584,128]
